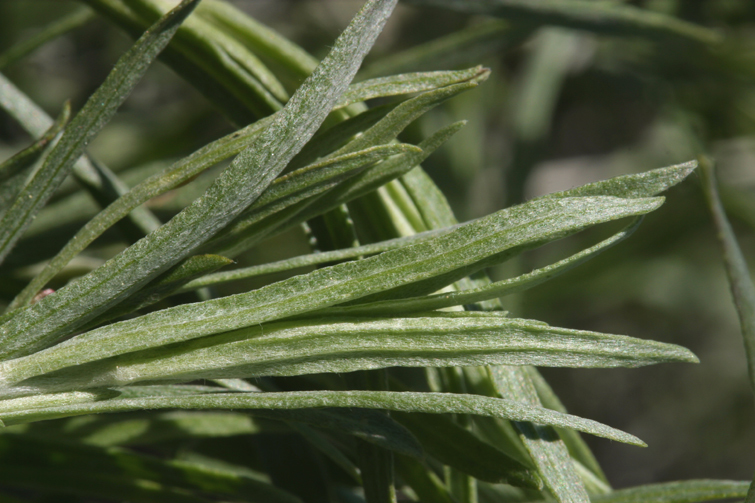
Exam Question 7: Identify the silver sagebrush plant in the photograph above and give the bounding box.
[0,0,750,502]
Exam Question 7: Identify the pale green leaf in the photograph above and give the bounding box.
[0,389,646,445]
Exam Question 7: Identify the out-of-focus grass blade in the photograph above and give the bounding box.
[392,410,540,488]
[179,226,459,292]
[0,6,95,69]
[0,103,70,186]
[402,0,721,45]
[0,432,303,503]
[0,0,199,267]
[0,389,647,445]
[589,479,750,503]
[82,254,233,329]
[0,195,664,381]
[699,158,755,395]
[0,0,398,359]
[288,422,363,483]
[23,411,267,447]
[362,20,524,77]
[505,28,584,206]
[9,314,697,395]
[321,218,640,317]
[489,366,589,502]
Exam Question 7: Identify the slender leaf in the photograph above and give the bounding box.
[6,314,696,398]
[0,195,664,382]
[361,20,523,77]
[589,480,751,503]
[544,161,697,200]
[0,6,95,69]
[402,0,721,45]
[179,226,459,292]
[0,389,647,445]
[699,157,755,395]
[0,0,398,359]
[319,218,640,317]
[196,0,317,81]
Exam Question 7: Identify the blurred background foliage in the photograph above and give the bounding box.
[1,0,754,490]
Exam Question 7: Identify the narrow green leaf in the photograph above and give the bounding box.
[337,67,488,108]
[392,411,540,488]
[218,121,466,258]
[8,314,697,396]
[8,115,273,310]
[0,0,398,359]
[179,226,459,292]
[544,161,697,200]
[0,6,95,69]
[589,480,751,503]
[0,0,199,268]
[319,218,641,317]
[0,389,647,446]
[403,0,721,45]
[362,20,522,77]
[489,366,589,502]
[699,157,755,396]
[0,195,664,381]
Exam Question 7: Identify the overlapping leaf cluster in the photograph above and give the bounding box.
[0,0,749,502]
